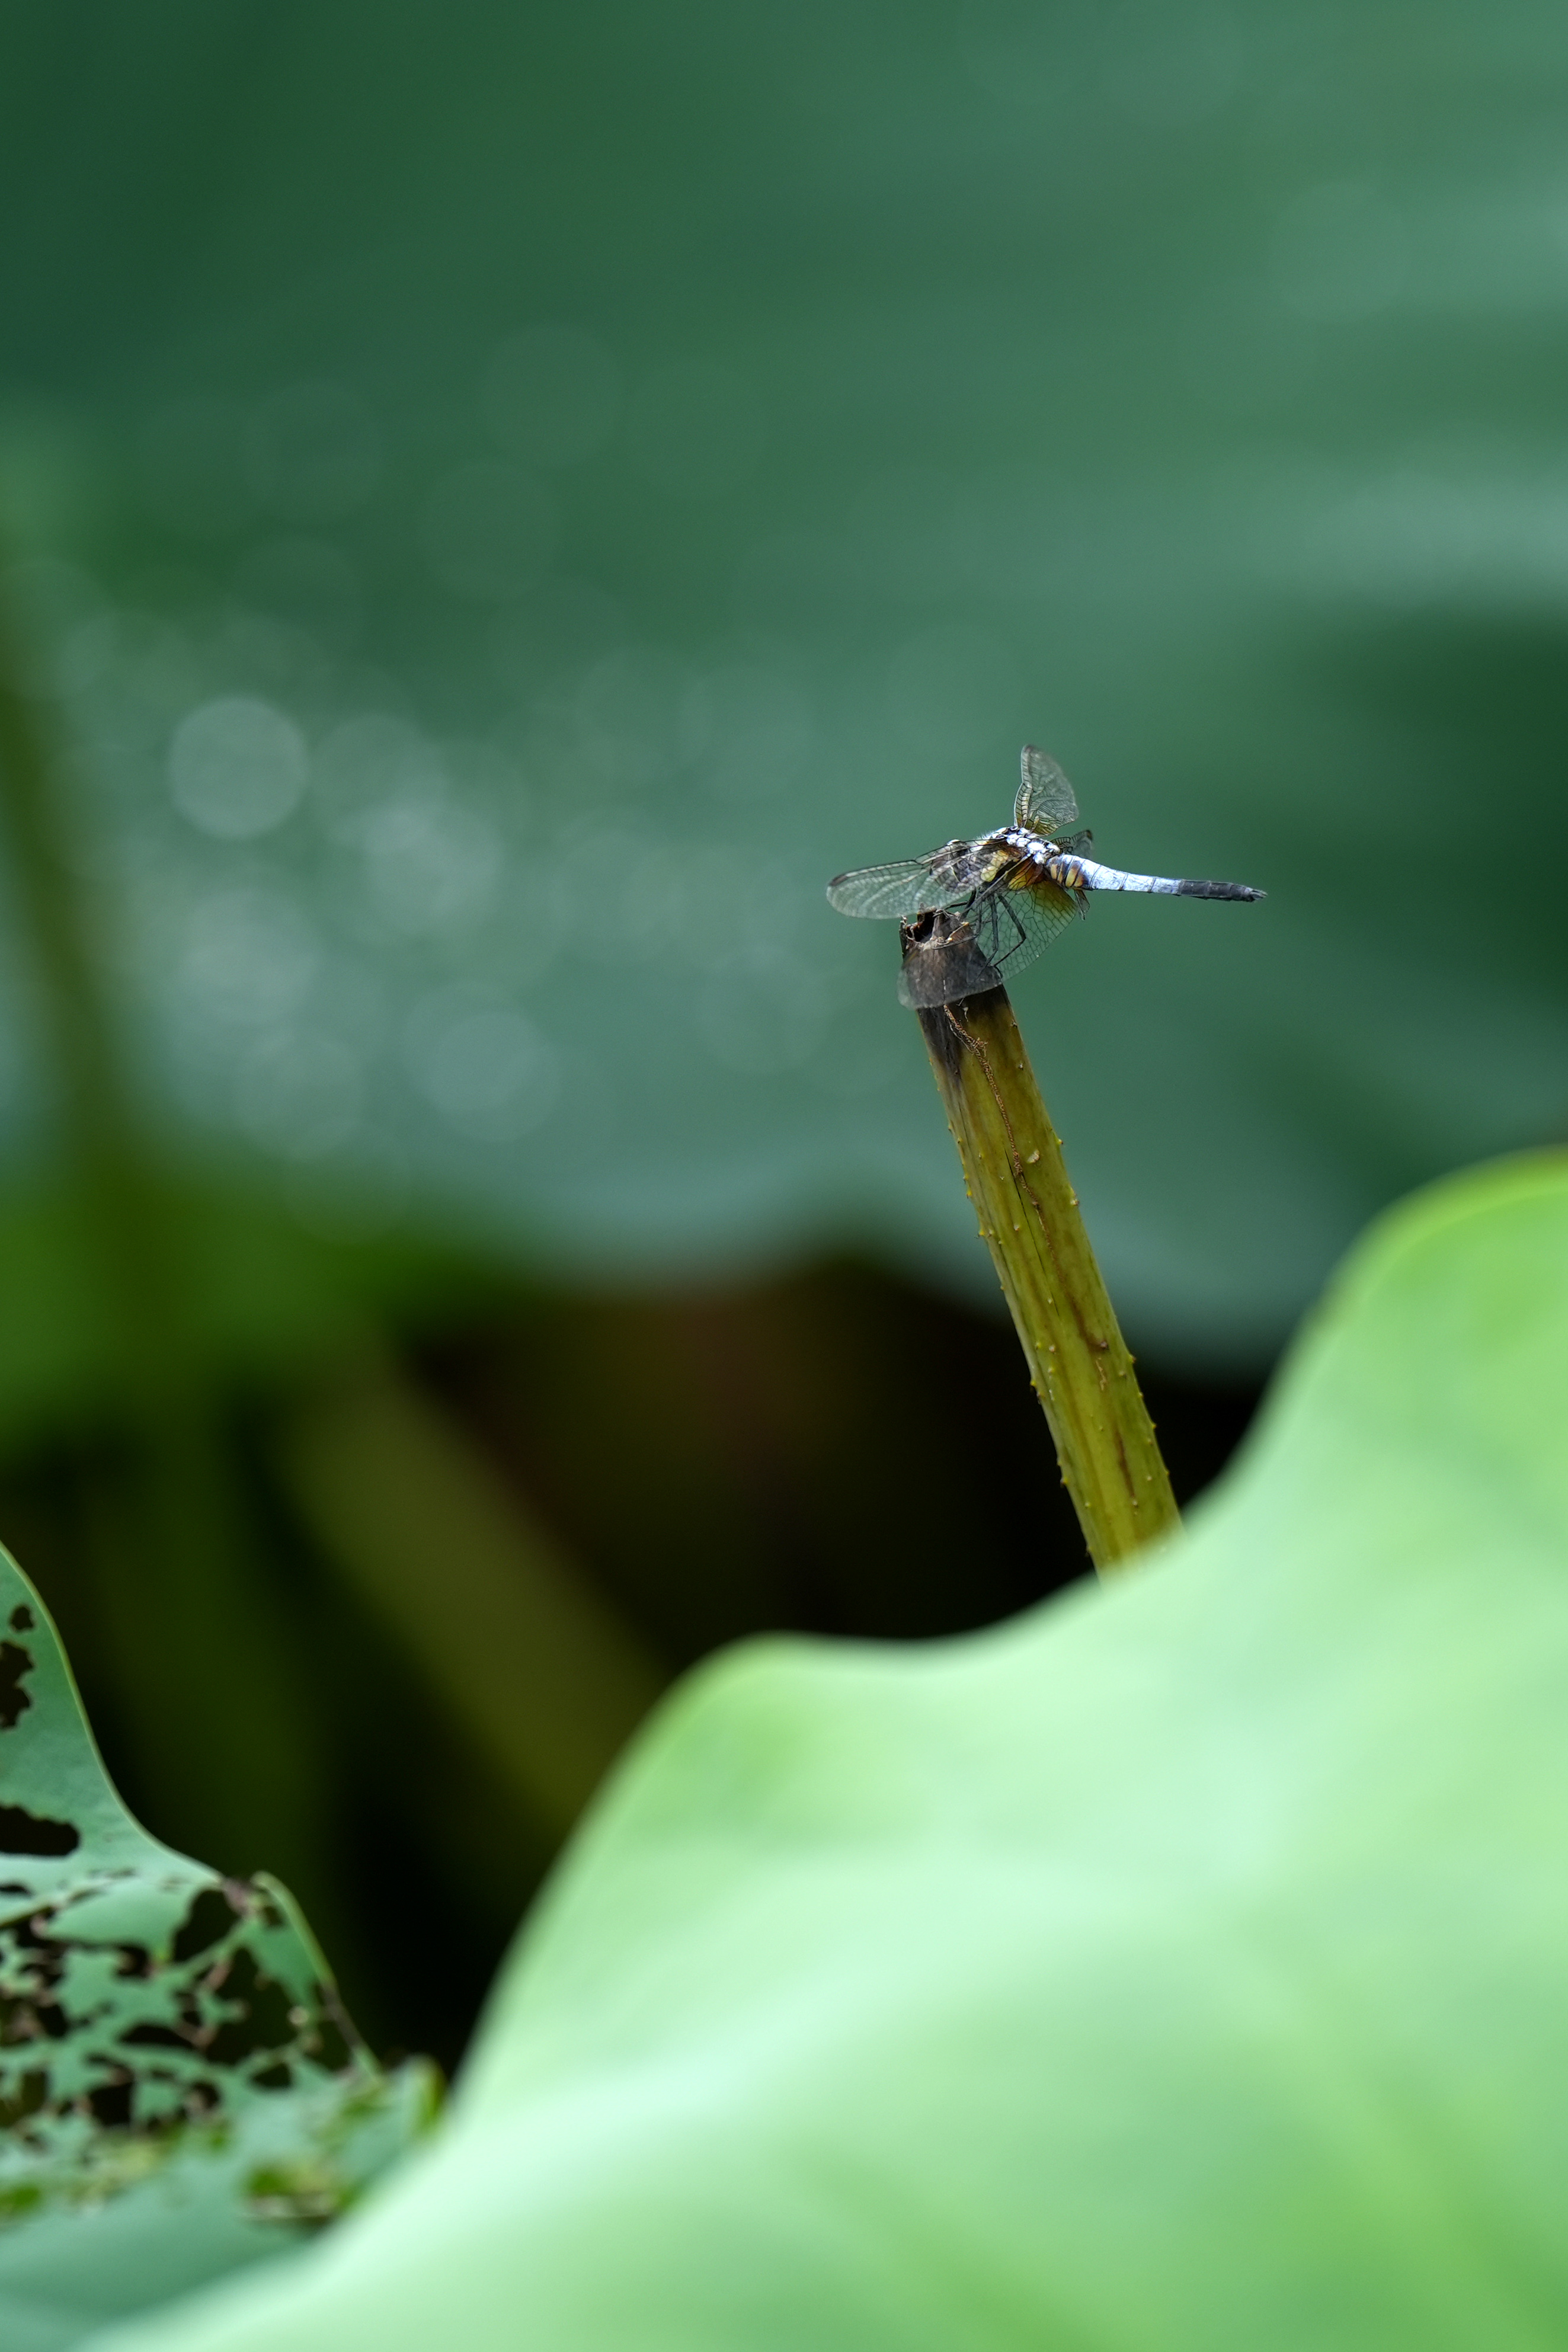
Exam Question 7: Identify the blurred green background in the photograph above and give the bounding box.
[0,0,1564,2064]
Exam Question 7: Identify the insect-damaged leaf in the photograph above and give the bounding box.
[0,1551,436,2351]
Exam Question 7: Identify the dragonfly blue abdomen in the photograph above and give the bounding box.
[1054,853,1262,900]
[827,745,1263,1007]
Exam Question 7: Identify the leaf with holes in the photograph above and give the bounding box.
[0,1549,436,2351]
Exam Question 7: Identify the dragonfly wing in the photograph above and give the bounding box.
[1015,745,1081,838]
[969,871,1084,981]
[827,854,962,920]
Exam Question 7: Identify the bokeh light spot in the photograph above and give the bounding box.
[360,798,504,937]
[313,713,444,835]
[404,990,559,1140]
[177,888,319,1029]
[168,696,308,839]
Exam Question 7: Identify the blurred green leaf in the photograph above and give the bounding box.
[274,1355,665,1833]
[81,1148,1568,2348]
[0,1175,491,1456]
[0,2,1565,1361]
[0,1545,436,2351]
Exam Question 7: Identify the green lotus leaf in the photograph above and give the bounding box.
[0,1545,436,2352]
[78,1148,1568,2349]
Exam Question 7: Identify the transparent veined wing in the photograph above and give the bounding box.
[968,869,1084,982]
[1015,745,1081,838]
[826,853,964,920]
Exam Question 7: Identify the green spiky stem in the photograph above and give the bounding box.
[914,985,1180,1575]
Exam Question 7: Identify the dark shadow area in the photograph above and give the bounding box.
[424,1259,1266,1655]
[1,1257,1268,2076]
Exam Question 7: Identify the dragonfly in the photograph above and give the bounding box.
[827,745,1265,1008]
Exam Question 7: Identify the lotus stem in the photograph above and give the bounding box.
[907,948,1179,1575]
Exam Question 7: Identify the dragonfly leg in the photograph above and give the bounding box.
[994,891,1029,962]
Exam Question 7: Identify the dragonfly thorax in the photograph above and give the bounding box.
[984,825,1076,882]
